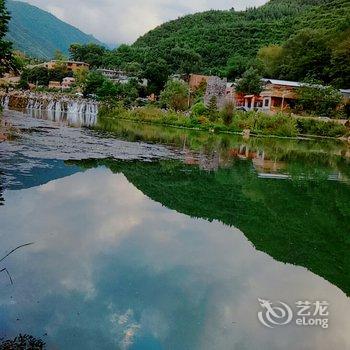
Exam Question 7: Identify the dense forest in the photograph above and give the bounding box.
[133,0,350,86]
[70,0,350,88]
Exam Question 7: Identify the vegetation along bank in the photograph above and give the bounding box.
[98,104,350,140]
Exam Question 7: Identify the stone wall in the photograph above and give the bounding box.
[204,76,228,110]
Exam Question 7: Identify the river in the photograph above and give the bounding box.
[0,108,349,349]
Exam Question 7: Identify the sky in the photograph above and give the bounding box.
[21,0,268,45]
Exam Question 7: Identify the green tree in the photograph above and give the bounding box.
[170,47,202,75]
[278,29,332,82]
[101,44,142,69]
[235,68,263,95]
[220,101,234,125]
[96,78,140,104]
[329,35,350,88]
[191,102,207,117]
[257,44,283,78]
[73,67,89,88]
[225,54,249,80]
[69,43,107,68]
[96,79,118,100]
[49,65,69,81]
[143,59,170,94]
[53,49,67,61]
[119,79,140,107]
[82,71,106,97]
[20,66,50,86]
[297,81,343,118]
[0,0,13,76]
[124,61,142,77]
[207,96,219,122]
[57,1,350,83]
[160,79,189,111]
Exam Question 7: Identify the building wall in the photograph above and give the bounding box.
[204,76,228,110]
[45,61,89,72]
[189,74,209,90]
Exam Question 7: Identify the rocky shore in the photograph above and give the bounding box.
[0,115,18,142]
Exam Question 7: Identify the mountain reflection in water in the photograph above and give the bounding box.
[0,111,349,350]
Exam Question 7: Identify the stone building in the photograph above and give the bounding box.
[204,76,228,110]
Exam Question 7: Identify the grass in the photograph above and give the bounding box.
[98,104,350,139]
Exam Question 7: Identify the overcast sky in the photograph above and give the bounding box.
[21,0,268,45]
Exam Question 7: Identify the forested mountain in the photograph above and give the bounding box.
[129,0,349,87]
[5,0,103,58]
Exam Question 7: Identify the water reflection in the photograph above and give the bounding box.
[96,118,350,183]
[0,112,350,349]
[0,169,349,349]
[71,158,350,297]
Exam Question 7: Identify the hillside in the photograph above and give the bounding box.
[5,0,103,58]
[133,0,350,76]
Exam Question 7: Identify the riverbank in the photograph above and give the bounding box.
[99,105,350,141]
[0,110,18,141]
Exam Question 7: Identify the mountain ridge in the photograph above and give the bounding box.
[5,0,104,58]
[132,0,350,76]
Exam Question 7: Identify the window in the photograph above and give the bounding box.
[264,99,269,107]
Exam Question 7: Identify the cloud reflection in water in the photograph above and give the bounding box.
[0,168,349,349]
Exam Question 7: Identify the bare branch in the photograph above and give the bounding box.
[0,268,13,285]
[0,243,35,264]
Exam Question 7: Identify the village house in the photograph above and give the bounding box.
[48,81,62,89]
[61,77,76,90]
[45,60,89,72]
[97,68,148,87]
[31,60,90,72]
[97,68,124,81]
[234,79,301,112]
[0,73,20,89]
[203,76,237,110]
[340,89,350,102]
[260,79,300,111]
[203,76,350,114]
[225,82,236,104]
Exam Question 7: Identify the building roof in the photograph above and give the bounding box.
[98,68,124,73]
[50,60,89,65]
[262,79,302,88]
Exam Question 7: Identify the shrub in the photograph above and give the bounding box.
[253,113,298,137]
[207,96,219,122]
[220,102,234,126]
[191,102,207,118]
[197,116,210,125]
[297,118,348,137]
[297,83,343,118]
[160,79,189,111]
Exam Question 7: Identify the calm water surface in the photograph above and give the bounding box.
[0,110,349,349]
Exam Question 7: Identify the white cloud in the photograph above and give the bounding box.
[20,0,268,44]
